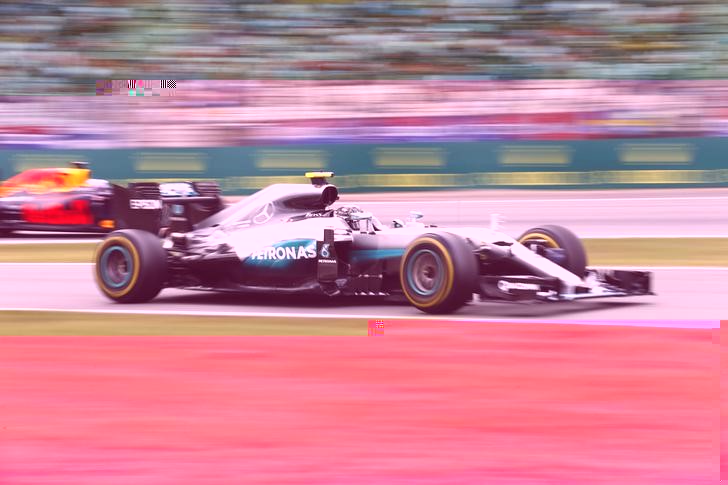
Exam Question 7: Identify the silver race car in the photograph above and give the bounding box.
[93,172,652,314]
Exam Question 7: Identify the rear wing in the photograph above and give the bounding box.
[113,181,224,234]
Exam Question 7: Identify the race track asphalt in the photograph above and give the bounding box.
[342,187,728,238]
[0,263,723,322]
[1,188,724,323]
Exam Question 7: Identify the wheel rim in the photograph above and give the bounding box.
[100,245,133,289]
[406,249,444,297]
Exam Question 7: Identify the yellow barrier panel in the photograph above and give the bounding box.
[256,149,327,170]
[498,146,572,167]
[134,152,207,173]
[373,147,445,168]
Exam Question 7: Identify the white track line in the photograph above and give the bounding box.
[591,266,728,270]
[348,196,728,205]
[577,235,728,239]
[0,307,718,328]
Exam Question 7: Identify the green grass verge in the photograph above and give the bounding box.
[0,238,726,266]
[582,238,728,266]
[0,242,97,263]
[0,311,366,336]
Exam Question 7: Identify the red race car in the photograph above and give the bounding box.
[0,162,223,236]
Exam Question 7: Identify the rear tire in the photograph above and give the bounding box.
[518,224,587,277]
[400,232,477,314]
[94,229,167,303]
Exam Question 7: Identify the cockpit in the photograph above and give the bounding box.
[333,205,384,232]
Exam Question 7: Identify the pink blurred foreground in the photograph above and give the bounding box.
[1,321,717,484]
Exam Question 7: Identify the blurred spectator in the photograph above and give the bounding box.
[0,80,726,148]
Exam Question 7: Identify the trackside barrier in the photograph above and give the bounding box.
[1,137,726,194]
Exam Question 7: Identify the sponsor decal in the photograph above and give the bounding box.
[251,241,316,261]
[320,243,330,258]
[130,199,162,210]
[497,280,541,292]
[21,199,93,225]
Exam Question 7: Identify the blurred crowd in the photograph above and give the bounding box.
[1,0,727,95]
[1,80,727,148]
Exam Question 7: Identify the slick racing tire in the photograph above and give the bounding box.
[400,232,477,314]
[518,224,587,277]
[94,229,167,303]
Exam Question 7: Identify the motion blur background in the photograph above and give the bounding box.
[2,80,728,148]
[0,1,726,193]
[0,4,721,484]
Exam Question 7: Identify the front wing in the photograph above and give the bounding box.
[479,269,653,302]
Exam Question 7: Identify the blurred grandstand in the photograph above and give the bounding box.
[1,1,727,149]
[1,0,727,90]
[0,80,727,149]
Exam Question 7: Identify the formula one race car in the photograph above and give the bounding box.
[0,162,223,236]
[93,172,653,314]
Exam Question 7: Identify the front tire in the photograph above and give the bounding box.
[94,229,167,303]
[400,232,477,314]
[518,224,587,277]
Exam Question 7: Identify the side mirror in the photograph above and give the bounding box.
[409,211,424,222]
[406,211,425,227]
